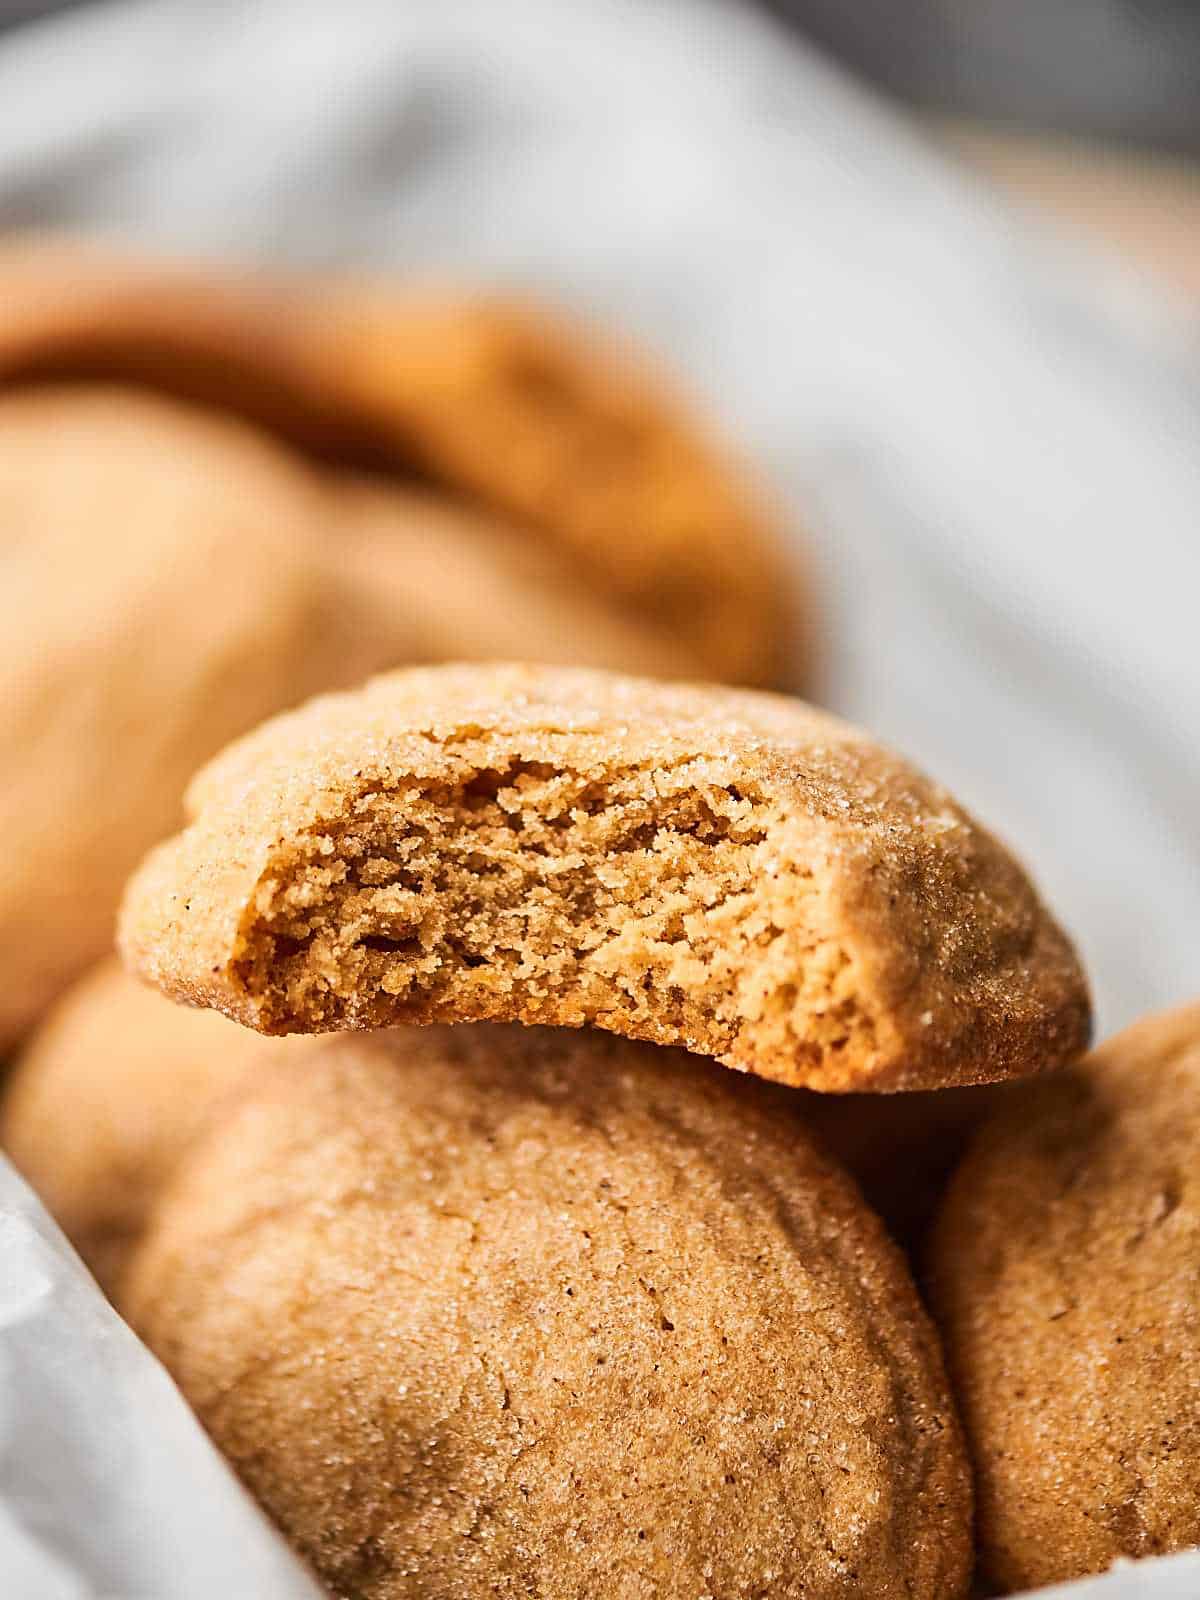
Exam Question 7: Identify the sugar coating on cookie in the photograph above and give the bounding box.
[124,1024,973,1600]
[929,1003,1200,1591]
[119,664,1090,1093]
[0,959,300,1293]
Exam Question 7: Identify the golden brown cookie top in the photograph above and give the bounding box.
[0,235,802,687]
[119,663,1090,1092]
[124,1023,972,1600]
[929,1003,1200,1591]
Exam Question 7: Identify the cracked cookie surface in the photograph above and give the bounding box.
[929,1003,1200,1591]
[120,663,1090,1093]
[124,1023,972,1600]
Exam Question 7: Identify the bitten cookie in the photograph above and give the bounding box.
[120,663,1090,1093]
[124,1024,972,1600]
[0,235,801,686]
[0,960,303,1294]
[929,1003,1200,1591]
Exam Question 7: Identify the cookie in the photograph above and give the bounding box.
[0,233,351,454]
[929,1003,1200,1590]
[337,481,700,682]
[120,663,1090,1093]
[0,382,400,1046]
[308,285,805,686]
[124,1023,972,1600]
[0,236,801,686]
[0,959,302,1294]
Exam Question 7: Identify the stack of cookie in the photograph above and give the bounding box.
[2,247,1197,1600]
[0,657,1096,1600]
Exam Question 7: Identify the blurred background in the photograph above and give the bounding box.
[1,0,1199,1041]
[6,0,1200,295]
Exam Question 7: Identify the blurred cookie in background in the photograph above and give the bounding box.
[0,235,808,687]
[306,284,807,687]
[0,959,304,1296]
[336,481,702,682]
[0,383,389,1048]
[0,233,349,454]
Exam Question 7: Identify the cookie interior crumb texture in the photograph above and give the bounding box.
[124,1024,973,1600]
[929,1002,1200,1592]
[120,664,1091,1093]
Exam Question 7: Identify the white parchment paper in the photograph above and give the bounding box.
[0,1162,322,1598]
[0,1,1197,1594]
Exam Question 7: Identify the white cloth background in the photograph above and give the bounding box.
[1,1,1199,1594]
[0,1162,324,1598]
